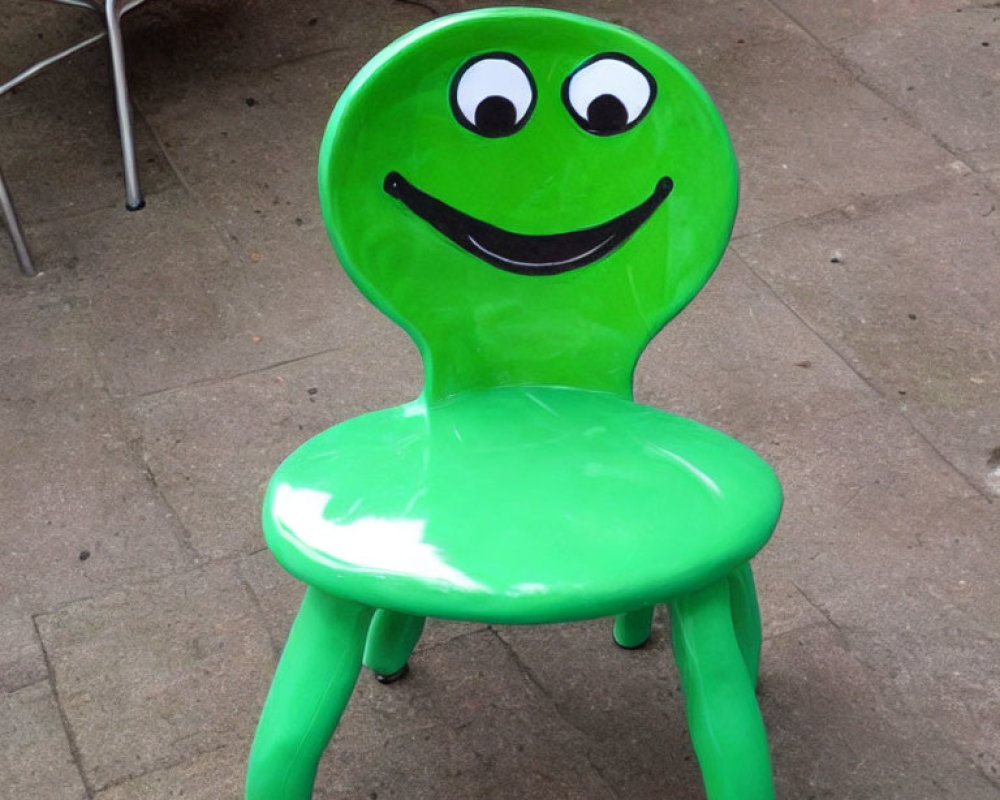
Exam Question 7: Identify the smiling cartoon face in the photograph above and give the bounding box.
[319,8,738,401]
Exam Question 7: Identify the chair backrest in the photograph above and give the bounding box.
[319,8,737,404]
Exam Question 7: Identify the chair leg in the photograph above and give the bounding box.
[104,0,144,210]
[363,609,425,681]
[246,588,374,800]
[0,166,36,276]
[669,579,774,800]
[728,562,763,687]
[612,606,654,649]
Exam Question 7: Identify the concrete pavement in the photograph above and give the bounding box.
[2,1,999,797]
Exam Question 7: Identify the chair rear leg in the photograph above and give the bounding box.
[246,588,373,800]
[612,606,654,649]
[728,562,762,687]
[363,609,425,682]
[669,579,774,800]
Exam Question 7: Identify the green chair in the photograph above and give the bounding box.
[246,8,783,799]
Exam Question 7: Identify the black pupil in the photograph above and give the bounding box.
[474,95,517,135]
[586,94,629,133]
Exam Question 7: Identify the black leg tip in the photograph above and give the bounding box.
[614,636,651,651]
[126,199,146,211]
[374,662,410,684]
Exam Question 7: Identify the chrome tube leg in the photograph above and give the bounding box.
[104,0,144,210]
[0,166,36,276]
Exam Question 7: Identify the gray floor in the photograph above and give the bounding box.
[2,1,999,798]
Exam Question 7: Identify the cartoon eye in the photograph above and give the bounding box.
[563,53,656,135]
[451,53,536,137]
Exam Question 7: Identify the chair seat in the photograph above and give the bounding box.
[264,386,781,624]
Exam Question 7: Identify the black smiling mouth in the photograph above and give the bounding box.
[384,172,673,276]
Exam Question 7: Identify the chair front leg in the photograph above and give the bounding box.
[669,579,774,800]
[728,562,763,688]
[246,588,374,800]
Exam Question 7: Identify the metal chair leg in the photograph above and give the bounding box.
[0,166,36,276]
[104,0,144,210]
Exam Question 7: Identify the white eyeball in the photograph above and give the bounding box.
[563,54,656,135]
[451,53,536,137]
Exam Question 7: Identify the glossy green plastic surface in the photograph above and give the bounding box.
[264,387,780,623]
[250,7,782,799]
[319,7,738,403]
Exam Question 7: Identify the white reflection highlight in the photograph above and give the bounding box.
[274,485,485,590]
[643,444,722,497]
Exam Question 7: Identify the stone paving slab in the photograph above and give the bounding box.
[770,0,998,43]
[5,0,1000,798]
[762,623,999,800]
[125,46,353,232]
[985,167,1000,194]
[6,0,98,60]
[0,281,192,691]
[0,372,193,609]
[315,628,619,799]
[53,187,288,397]
[93,743,245,800]
[0,680,87,800]
[731,173,1000,496]
[127,333,420,559]
[496,616,700,798]
[633,0,961,236]
[34,562,274,793]
[118,49,389,370]
[49,176,405,399]
[0,608,46,695]
[105,624,612,800]
[836,7,1000,171]
[124,0,435,81]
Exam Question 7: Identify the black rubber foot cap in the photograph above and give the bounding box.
[375,663,410,684]
[614,636,651,651]
[126,200,146,211]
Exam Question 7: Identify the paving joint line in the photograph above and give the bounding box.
[789,582,851,651]
[730,250,995,504]
[412,623,489,655]
[31,614,95,800]
[764,0,984,178]
[130,91,268,302]
[488,626,627,800]
[235,567,287,658]
[125,343,352,401]
[109,383,203,563]
[729,167,976,244]
[90,743,231,796]
[761,0,829,52]
[28,549,260,622]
